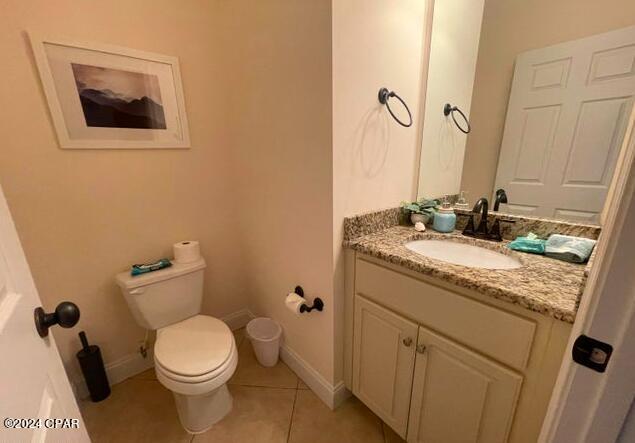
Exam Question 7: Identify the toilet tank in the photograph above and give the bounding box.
[115,258,206,330]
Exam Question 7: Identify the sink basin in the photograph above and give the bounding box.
[405,240,522,270]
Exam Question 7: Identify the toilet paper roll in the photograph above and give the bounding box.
[173,240,201,264]
[285,292,305,316]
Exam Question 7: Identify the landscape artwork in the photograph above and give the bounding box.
[71,63,167,129]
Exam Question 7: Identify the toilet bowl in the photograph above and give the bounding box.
[153,315,238,433]
[115,257,238,433]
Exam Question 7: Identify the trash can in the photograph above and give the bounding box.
[246,317,282,367]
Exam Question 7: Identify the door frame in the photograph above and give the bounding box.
[539,102,635,441]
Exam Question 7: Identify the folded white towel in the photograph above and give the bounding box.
[545,234,596,263]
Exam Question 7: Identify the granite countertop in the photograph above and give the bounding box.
[345,226,588,323]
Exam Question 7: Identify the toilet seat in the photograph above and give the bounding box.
[154,315,238,396]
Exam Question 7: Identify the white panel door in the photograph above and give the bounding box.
[352,294,418,438]
[0,184,88,442]
[495,25,635,223]
[407,325,523,443]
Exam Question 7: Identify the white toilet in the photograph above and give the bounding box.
[115,258,237,434]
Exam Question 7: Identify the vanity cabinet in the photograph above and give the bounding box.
[352,295,417,435]
[344,253,572,443]
[407,322,522,443]
[353,294,522,441]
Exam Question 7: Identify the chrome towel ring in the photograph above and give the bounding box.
[378,88,413,127]
[444,103,471,134]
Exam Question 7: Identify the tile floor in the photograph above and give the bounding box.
[81,328,405,443]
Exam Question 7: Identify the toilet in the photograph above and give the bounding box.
[115,258,237,434]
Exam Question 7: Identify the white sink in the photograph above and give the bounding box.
[405,240,522,270]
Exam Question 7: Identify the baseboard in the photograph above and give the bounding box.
[221,308,254,331]
[73,348,154,400]
[280,344,351,410]
[71,308,351,410]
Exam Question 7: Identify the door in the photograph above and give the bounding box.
[0,185,88,442]
[352,294,418,438]
[494,25,635,223]
[407,325,523,443]
[539,97,635,442]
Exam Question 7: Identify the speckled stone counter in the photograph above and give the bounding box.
[345,226,588,323]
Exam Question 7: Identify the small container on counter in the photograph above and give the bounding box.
[433,196,457,233]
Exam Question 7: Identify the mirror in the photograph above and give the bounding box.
[416,0,635,224]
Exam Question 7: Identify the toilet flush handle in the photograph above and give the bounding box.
[130,288,146,295]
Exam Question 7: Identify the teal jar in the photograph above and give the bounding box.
[433,205,456,233]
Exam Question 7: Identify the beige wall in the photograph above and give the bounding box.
[332,0,429,381]
[1,0,424,392]
[461,0,635,201]
[0,0,248,380]
[213,1,335,383]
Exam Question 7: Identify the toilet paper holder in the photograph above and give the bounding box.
[294,286,324,313]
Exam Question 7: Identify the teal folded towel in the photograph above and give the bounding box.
[131,258,172,276]
[508,232,546,254]
[545,234,596,263]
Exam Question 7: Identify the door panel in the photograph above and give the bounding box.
[495,25,635,223]
[0,185,88,442]
[408,325,523,443]
[353,294,418,438]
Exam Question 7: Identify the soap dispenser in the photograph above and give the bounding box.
[433,195,457,233]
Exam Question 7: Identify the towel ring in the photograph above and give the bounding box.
[378,88,413,128]
[444,103,471,134]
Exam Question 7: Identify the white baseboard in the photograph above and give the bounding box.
[72,308,351,411]
[280,344,351,410]
[221,308,254,331]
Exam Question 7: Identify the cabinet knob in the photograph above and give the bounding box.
[416,344,426,354]
[402,337,413,347]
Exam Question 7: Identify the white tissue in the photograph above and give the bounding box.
[414,222,426,232]
[285,292,305,316]
[173,240,201,264]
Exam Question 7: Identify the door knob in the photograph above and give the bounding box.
[416,344,427,354]
[402,337,413,347]
[34,301,80,338]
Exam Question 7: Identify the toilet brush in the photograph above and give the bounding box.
[76,331,111,402]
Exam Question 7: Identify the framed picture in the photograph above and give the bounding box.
[29,34,190,149]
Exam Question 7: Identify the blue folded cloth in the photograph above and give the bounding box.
[131,258,172,276]
[508,232,546,254]
[545,234,597,263]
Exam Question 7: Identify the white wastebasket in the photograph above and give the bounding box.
[246,317,282,367]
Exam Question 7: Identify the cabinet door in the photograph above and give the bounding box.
[353,294,418,437]
[408,325,523,443]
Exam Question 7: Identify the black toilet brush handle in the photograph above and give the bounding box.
[79,331,90,351]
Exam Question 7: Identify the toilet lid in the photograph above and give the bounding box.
[155,315,234,377]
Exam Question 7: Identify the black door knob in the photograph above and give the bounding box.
[34,301,80,338]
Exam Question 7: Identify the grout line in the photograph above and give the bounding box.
[286,387,299,443]
[228,382,298,390]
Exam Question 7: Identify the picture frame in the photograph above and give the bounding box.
[29,33,190,149]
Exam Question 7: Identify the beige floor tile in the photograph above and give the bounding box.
[131,368,157,381]
[288,389,384,443]
[383,422,407,443]
[297,379,309,390]
[229,338,298,389]
[81,378,189,443]
[233,327,246,348]
[193,385,295,443]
